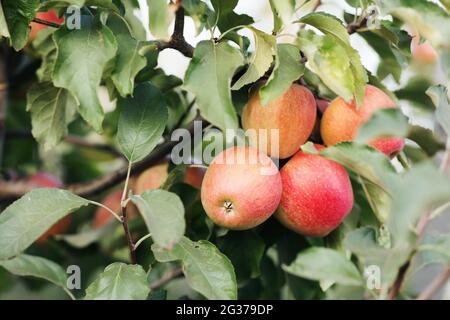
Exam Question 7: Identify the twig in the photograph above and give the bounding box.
[122,205,136,264]
[156,5,194,58]
[0,44,9,169]
[347,17,368,34]
[417,265,450,300]
[32,18,62,29]
[150,268,183,290]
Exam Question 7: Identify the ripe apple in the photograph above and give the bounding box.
[93,189,138,228]
[29,11,64,41]
[201,146,282,230]
[320,85,405,157]
[276,147,354,237]
[135,162,169,195]
[184,166,206,189]
[242,84,317,159]
[26,173,72,244]
[410,32,438,65]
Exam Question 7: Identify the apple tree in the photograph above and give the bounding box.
[0,0,449,300]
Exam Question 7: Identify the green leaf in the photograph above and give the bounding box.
[56,221,117,249]
[260,43,304,105]
[182,0,215,35]
[298,30,355,103]
[0,189,89,260]
[85,263,150,300]
[117,82,168,163]
[232,27,275,90]
[130,189,185,249]
[269,0,294,32]
[282,247,363,286]
[107,14,146,97]
[419,233,450,265]
[408,125,446,156]
[378,0,450,50]
[395,76,434,111]
[427,85,450,140]
[344,227,410,287]
[387,162,450,246]
[147,0,174,39]
[53,16,118,132]
[184,40,243,131]
[152,237,237,300]
[210,0,254,32]
[1,0,39,50]
[0,254,68,291]
[217,231,265,282]
[298,13,367,105]
[356,109,409,143]
[0,4,11,40]
[26,82,78,150]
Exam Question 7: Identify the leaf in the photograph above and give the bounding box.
[298,30,355,103]
[184,40,243,131]
[378,0,450,50]
[130,189,185,249]
[408,125,446,156]
[182,0,215,35]
[210,0,254,32]
[0,4,10,39]
[147,0,174,39]
[0,189,89,260]
[0,254,67,290]
[269,0,295,32]
[282,247,362,286]
[298,13,367,105]
[356,109,410,144]
[152,237,237,300]
[344,227,410,287]
[387,162,450,246]
[117,82,168,163]
[232,27,275,90]
[1,0,39,50]
[52,16,118,132]
[419,233,450,265]
[260,43,305,105]
[217,231,265,282]
[427,85,450,140]
[85,263,150,300]
[107,14,146,97]
[26,82,78,150]
[56,222,117,249]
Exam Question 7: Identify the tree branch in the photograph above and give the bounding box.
[0,44,8,169]
[156,5,194,58]
[417,265,450,300]
[32,18,62,29]
[150,268,183,290]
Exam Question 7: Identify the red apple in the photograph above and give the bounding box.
[29,11,64,41]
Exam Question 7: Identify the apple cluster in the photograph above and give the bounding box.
[200,84,405,237]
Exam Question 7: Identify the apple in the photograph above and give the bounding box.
[201,146,282,230]
[184,166,206,189]
[26,173,72,244]
[410,32,438,65]
[320,85,405,157]
[135,162,169,195]
[93,189,138,228]
[276,146,354,237]
[29,11,64,41]
[242,84,317,159]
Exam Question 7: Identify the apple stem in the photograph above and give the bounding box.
[223,201,234,214]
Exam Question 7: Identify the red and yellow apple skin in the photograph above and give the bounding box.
[29,11,64,41]
[242,84,317,159]
[320,85,405,157]
[201,146,282,230]
[276,147,354,237]
[26,173,72,244]
[135,162,169,195]
[184,166,206,189]
[410,34,438,65]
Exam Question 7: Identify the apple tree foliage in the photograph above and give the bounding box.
[0,0,449,300]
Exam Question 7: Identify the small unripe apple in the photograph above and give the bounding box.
[201,146,282,230]
[29,11,64,41]
[93,189,138,228]
[184,166,206,189]
[277,147,354,237]
[320,85,405,157]
[27,173,72,244]
[242,84,317,159]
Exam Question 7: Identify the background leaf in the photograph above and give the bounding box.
[147,0,174,39]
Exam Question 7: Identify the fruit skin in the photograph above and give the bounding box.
[26,173,72,244]
[29,11,64,41]
[135,162,169,195]
[320,85,405,157]
[410,34,438,65]
[184,166,206,189]
[242,84,317,159]
[93,189,138,228]
[201,146,282,230]
[277,147,354,237]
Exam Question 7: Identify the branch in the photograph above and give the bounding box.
[347,17,368,34]
[0,119,202,202]
[32,18,62,29]
[0,44,8,168]
[149,268,183,290]
[417,265,450,300]
[156,5,194,58]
